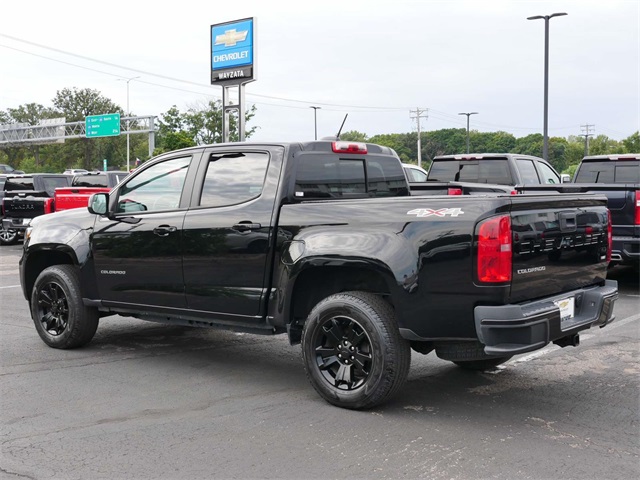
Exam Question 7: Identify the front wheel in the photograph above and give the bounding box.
[30,265,99,349]
[301,291,410,410]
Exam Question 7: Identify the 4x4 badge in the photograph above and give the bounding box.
[407,208,464,217]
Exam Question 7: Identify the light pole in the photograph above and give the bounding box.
[117,76,140,171]
[527,12,567,161]
[310,106,321,140]
[458,112,478,154]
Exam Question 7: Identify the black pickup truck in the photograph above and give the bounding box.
[571,154,639,270]
[427,153,571,186]
[1,174,72,245]
[19,140,618,409]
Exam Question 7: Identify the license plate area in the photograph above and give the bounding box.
[555,296,575,323]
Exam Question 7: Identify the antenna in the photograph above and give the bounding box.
[336,114,349,139]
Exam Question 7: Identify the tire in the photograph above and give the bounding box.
[301,291,411,410]
[452,356,512,371]
[30,265,99,349]
[0,227,19,245]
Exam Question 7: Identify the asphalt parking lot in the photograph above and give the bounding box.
[1,243,638,480]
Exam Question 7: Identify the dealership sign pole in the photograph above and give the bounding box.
[210,17,256,142]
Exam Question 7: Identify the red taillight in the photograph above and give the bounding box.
[448,187,463,195]
[477,215,512,283]
[331,141,367,154]
[635,190,640,226]
[43,198,55,214]
[607,209,613,263]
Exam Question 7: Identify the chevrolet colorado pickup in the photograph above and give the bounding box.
[19,140,618,409]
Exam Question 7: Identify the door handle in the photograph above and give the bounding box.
[153,225,177,237]
[233,222,262,232]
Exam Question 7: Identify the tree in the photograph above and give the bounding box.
[5,103,62,166]
[340,130,368,142]
[622,131,640,153]
[588,135,624,156]
[185,99,257,145]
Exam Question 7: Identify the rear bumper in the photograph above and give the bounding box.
[2,217,31,232]
[611,236,639,265]
[474,280,618,356]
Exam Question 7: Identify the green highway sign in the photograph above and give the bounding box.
[86,113,121,138]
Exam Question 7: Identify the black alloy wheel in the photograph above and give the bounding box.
[312,316,373,391]
[36,281,69,336]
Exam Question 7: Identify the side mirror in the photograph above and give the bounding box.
[561,174,571,184]
[88,193,109,215]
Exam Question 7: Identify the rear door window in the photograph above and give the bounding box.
[199,152,270,207]
[537,162,561,184]
[516,159,541,184]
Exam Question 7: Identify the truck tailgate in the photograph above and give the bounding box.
[54,187,110,212]
[509,194,609,303]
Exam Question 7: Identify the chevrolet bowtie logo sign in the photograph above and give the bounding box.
[215,29,248,47]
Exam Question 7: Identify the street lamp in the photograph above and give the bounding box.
[117,76,140,171]
[527,12,567,161]
[310,106,321,140]
[458,112,478,154]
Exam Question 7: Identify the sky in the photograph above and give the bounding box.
[1,0,638,144]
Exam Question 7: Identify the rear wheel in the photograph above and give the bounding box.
[301,291,410,410]
[31,265,99,349]
[0,227,18,245]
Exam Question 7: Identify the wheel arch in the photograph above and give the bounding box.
[23,247,77,301]
[280,260,398,344]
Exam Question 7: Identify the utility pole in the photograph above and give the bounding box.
[579,124,595,156]
[310,106,321,140]
[410,108,428,166]
[458,112,479,153]
[117,75,140,171]
[527,12,568,161]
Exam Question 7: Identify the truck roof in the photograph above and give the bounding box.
[581,154,640,161]
[433,153,545,161]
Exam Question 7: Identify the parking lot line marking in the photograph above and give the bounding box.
[508,312,640,365]
[0,285,20,289]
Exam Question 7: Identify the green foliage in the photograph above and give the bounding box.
[588,135,624,155]
[622,131,640,152]
[340,130,369,142]
[1,87,638,174]
[154,100,257,154]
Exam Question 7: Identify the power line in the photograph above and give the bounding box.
[0,33,406,111]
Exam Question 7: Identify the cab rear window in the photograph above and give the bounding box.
[294,155,408,198]
[428,159,513,185]
[574,161,640,183]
